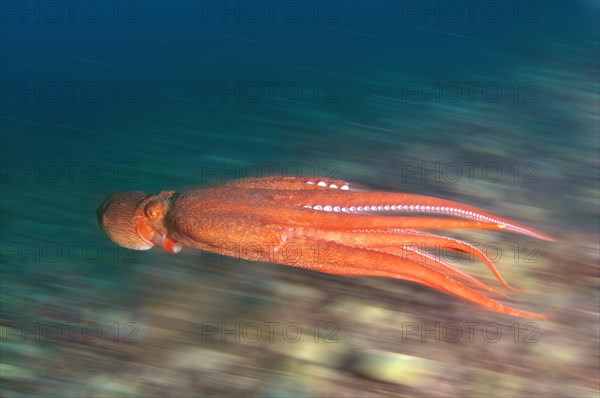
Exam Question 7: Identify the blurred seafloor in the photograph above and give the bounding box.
[1,1,599,397]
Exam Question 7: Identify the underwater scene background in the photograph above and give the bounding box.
[1,1,598,396]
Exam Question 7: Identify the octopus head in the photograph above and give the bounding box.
[97,190,181,253]
[97,191,154,250]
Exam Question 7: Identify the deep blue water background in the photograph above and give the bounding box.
[1,1,599,396]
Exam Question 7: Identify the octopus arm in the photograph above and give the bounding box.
[274,237,546,320]
[268,207,516,232]
[282,191,554,241]
[297,228,518,291]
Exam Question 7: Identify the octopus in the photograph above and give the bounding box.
[97,176,553,319]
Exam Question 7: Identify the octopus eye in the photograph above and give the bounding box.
[145,204,162,219]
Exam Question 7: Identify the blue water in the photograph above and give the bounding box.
[1,1,599,396]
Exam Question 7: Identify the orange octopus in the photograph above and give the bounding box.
[97,176,553,319]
